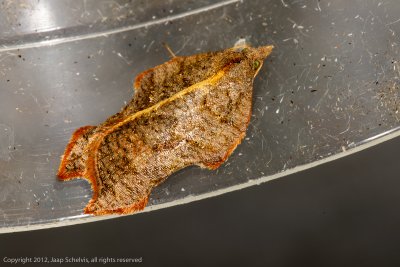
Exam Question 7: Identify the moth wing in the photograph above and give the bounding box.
[57,126,96,180]
[58,49,244,181]
[82,54,257,215]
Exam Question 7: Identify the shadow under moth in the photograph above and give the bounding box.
[57,44,273,215]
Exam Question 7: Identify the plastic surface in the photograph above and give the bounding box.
[1,0,400,232]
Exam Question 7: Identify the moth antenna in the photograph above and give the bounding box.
[162,42,176,58]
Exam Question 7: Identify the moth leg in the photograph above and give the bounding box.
[162,42,176,58]
[57,126,96,180]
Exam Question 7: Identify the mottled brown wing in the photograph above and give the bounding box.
[58,49,250,180]
[82,46,273,215]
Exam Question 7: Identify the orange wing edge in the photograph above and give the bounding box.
[57,125,96,181]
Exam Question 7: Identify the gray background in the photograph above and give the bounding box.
[1,0,400,265]
[0,136,399,266]
[2,0,400,230]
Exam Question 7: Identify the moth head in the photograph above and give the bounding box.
[243,45,274,76]
[252,59,263,77]
[252,60,262,70]
[253,59,261,70]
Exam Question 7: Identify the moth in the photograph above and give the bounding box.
[58,44,273,215]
